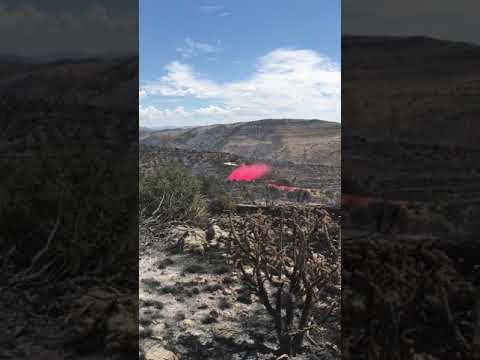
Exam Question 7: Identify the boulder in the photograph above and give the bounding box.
[167,226,207,254]
[212,323,239,343]
[67,286,137,351]
[206,224,229,247]
[144,345,179,360]
[212,323,254,348]
[182,228,207,254]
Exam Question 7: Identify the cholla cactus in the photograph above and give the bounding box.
[226,209,340,355]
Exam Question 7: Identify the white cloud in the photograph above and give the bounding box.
[199,5,232,17]
[176,37,220,58]
[140,48,340,126]
[193,105,235,115]
[140,105,189,122]
[139,104,238,128]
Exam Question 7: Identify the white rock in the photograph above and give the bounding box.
[144,345,179,360]
[207,224,229,242]
[167,226,207,254]
[182,228,207,254]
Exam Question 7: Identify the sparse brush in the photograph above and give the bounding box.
[287,189,312,203]
[209,194,236,213]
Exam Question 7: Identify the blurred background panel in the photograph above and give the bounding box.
[342,1,480,359]
[0,1,139,358]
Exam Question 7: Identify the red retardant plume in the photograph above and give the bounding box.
[228,163,271,182]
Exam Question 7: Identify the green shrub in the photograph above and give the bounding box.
[209,194,236,213]
[139,164,207,225]
[200,175,236,213]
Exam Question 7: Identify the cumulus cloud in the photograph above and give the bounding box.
[139,104,239,128]
[140,48,340,127]
[176,37,220,58]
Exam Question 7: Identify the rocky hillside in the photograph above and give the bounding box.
[140,145,341,207]
[343,35,480,147]
[0,55,138,108]
[140,119,340,166]
[342,35,480,222]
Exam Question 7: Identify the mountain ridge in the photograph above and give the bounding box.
[140,118,341,166]
[343,35,480,147]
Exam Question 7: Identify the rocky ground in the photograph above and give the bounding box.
[0,279,137,359]
[342,231,480,360]
[139,206,341,360]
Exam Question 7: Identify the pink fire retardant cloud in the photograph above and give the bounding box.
[227,163,271,182]
[267,183,298,192]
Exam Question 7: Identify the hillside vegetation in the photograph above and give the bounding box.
[140,119,341,166]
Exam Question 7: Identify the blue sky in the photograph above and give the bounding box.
[140,0,341,128]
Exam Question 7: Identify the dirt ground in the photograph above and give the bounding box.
[139,208,341,360]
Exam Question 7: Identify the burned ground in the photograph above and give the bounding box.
[140,205,341,360]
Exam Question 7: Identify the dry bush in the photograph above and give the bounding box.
[226,209,340,355]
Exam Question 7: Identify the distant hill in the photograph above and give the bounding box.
[140,119,341,166]
[139,127,153,138]
[0,55,137,109]
[343,35,480,147]
[139,126,188,138]
[342,35,480,213]
[0,55,138,155]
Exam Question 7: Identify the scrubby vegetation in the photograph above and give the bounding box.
[200,175,236,213]
[287,189,313,203]
[140,163,208,225]
[1,144,138,358]
[208,194,236,213]
[0,147,136,278]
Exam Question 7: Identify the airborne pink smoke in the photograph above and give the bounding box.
[228,163,271,182]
